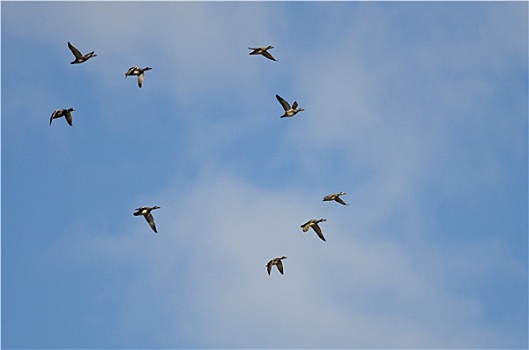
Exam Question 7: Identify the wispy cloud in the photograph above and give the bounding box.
[44,165,525,348]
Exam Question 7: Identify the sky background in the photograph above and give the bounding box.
[1,1,528,349]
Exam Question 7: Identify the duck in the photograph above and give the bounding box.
[276,94,304,118]
[301,219,327,241]
[248,46,277,61]
[50,108,75,126]
[266,256,287,275]
[323,192,348,205]
[125,66,152,88]
[67,42,97,64]
[133,206,160,233]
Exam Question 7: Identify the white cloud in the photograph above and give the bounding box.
[45,166,525,348]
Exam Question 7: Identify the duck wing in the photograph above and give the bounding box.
[64,110,73,126]
[335,197,348,205]
[125,67,137,77]
[266,261,273,275]
[276,95,291,111]
[50,109,61,124]
[301,221,311,232]
[138,73,144,88]
[277,260,284,274]
[312,223,326,241]
[292,101,298,109]
[323,194,334,201]
[67,42,83,59]
[144,213,157,233]
[261,51,277,61]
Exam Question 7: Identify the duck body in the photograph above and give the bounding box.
[266,256,287,275]
[276,94,304,118]
[50,108,75,126]
[323,192,348,205]
[301,218,327,241]
[68,42,97,64]
[133,205,160,233]
[125,66,152,88]
[248,46,277,61]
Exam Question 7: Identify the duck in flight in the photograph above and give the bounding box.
[125,66,152,88]
[276,94,304,118]
[50,108,75,126]
[248,46,277,61]
[266,256,287,275]
[133,206,160,233]
[67,42,97,64]
[301,219,327,241]
[323,192,348,205]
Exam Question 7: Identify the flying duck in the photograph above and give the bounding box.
[266,256,287,275]
[301,219,327,241]
[248,46,277,61]
[276,94,304,118]
[50,108,75,126]
[125,66,152,88]
[133,206,160,233]
[67,42,97,64]
[323,192,348,205]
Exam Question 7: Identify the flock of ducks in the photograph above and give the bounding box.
[50,42,348,276]
[267,192,348,275]
[49,42,154,126]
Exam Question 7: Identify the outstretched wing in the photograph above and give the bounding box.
[261,51,277,61]
[50,109,61,124]
[67,42,82,59]
[64,111,73,126]
[312,223,326,241]
[276,94,291,111]
[138,73,144,88]
[145,213,157,233]
[335,197,348,205]
[277,260,284,274]
[266,261,272,275]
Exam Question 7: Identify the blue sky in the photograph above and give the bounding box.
[1,1,527,349]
